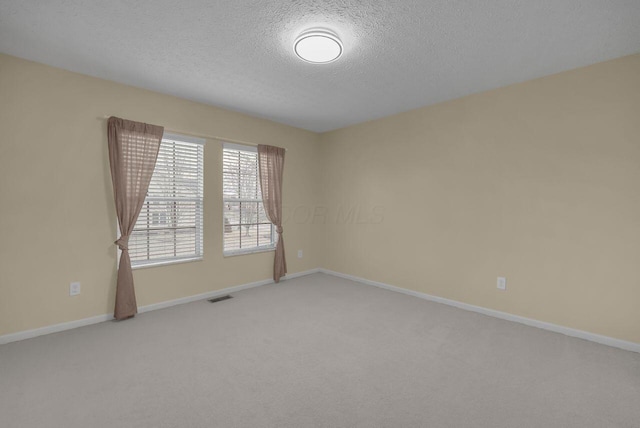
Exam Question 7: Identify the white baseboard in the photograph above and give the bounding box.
[319,269,640,354]
[284,268,322,279]
[0,314,115,346]
[4,267,636,354]
[0,268,320,345]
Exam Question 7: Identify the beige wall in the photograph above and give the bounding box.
[2,52,639,345]
[319,54,640,344]
[0,54,322,336]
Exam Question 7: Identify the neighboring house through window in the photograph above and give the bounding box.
[222,143,275,255]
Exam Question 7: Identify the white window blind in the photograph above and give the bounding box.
[223,143,274,255]
[129,133,204,267]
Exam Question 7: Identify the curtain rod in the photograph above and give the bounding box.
[98,116,286,150]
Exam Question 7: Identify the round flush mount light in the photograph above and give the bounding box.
[294,29,343,64]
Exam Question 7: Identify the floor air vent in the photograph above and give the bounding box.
[208,295,233,303]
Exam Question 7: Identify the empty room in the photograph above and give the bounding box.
[1,1,639,427]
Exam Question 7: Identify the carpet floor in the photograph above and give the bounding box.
[1,273,639,427]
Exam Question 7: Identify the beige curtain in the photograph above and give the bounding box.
[258,145,287,282]
[107,117,164,320]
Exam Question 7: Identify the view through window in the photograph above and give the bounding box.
[128,133,204,267]
[223,144,274,255]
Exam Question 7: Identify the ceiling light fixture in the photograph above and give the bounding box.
[294,29,343,64]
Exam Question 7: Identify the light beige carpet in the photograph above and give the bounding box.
[1,273,639,427]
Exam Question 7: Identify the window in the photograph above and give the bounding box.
[128,133,205,268]
[223,143,275,255]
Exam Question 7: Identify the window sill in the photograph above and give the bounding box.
[131,256,203,270]
[223,246,275,258]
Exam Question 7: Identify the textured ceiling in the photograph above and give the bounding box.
[1,1,639,132]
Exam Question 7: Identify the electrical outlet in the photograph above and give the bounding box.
[497,277,506,291]
[70,282,81,296]
[297,250,303,258]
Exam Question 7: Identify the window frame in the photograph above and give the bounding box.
[122,132,205,270]
[222,143,275,257]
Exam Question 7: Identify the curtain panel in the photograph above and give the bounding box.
[107,117,164,320]
[257,145,287,282]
